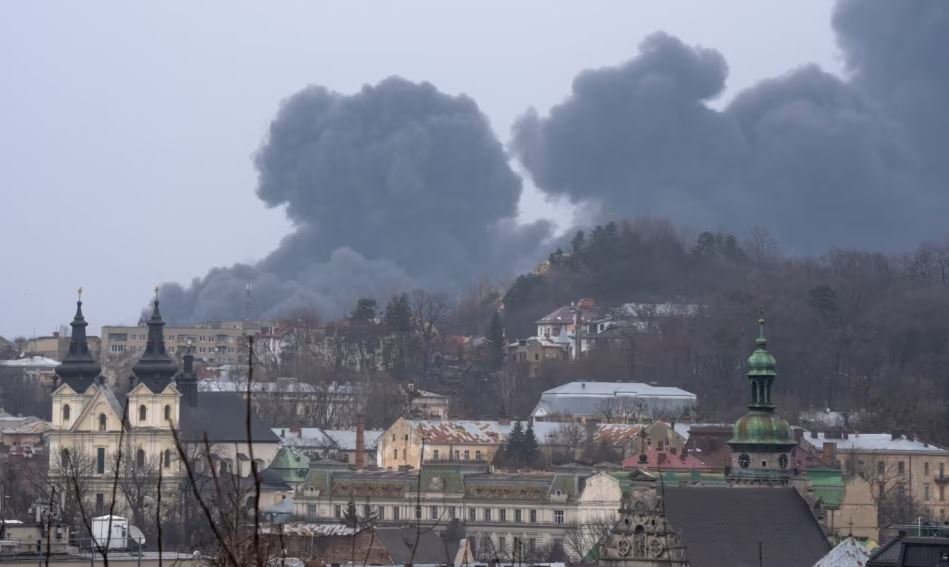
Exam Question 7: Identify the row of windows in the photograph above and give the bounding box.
[923,483,946,502]
[864,459,947,478]
[108,333,237,343]
[404,448,484,462]
[65,446,174,475]
[325,504,560,524]
[61,404,173,425]
[473,534,545,555]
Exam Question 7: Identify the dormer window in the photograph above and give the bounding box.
[163,405,171,421]
[139,405,147,422]
[98,413,107,432]
[62,404,71,422]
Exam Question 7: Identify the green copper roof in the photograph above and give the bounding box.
[731,411,794,445]
[747,317,777,377]
[270,447,310,481]
[806,467,845,509]
[729,310,796,448]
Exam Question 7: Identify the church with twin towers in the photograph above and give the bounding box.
[48,290,280,516]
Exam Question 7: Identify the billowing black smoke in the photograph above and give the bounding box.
[833,0,949,180]
[160,78,550,323]
[512,2,948,253]
[162,1,949,322]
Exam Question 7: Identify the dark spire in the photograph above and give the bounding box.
[131,287,179,392]
[176,345,199,407]
[55,288,102,391]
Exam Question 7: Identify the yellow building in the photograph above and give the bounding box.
[826,475,879,542]
[377,418,643,470]
[49,296,281,517]
[806,431,949,522]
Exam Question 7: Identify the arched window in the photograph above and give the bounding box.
[136,448,146,468]
[98,413,107,432]
[61,448,70,466]
[62,404,71,421]
[163,405,171,421]
[138,405,147,422]
[164,449,172,468]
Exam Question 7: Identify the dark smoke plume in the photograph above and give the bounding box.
[160,77,550,323]
[162,1,949,322]
[512,3,948,253]
[833,0,949,180]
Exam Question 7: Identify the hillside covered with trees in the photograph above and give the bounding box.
[501,218,949,445]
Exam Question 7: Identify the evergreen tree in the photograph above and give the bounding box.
[522,421,540,467]
[383,293,413,376]
[485,311,505,371]
[351,298,378,321]
[342,496,359,529]
[384,293,413,332]
[570,230,585,254]
[507,421,526,466]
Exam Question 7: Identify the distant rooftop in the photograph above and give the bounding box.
[0,416,53,435]
[274,427,385,451]
[543,380,695,398]
[533,381,697,419]
[401,419,641,447]
[805,431,947,453]
[0,356,60,368]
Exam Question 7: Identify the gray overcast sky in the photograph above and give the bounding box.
[0,1,837,338]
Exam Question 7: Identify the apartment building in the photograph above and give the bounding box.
[22,333,101,362]
[100,320,266,365]
[294,461,622,561]
[806,431,949,521]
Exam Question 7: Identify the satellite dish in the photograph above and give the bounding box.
[128,525,146,546]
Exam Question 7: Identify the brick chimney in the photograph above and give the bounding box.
[355,413,365,471]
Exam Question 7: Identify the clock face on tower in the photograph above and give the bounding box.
[738,453,751,468]
[778,454,789,469]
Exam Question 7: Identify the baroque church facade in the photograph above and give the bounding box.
[48,292,280,516]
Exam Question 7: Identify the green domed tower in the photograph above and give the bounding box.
[727,309,797,486]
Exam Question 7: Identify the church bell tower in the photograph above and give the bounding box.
[727,309,797,486]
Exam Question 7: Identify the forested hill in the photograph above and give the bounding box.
[501,219,949,444]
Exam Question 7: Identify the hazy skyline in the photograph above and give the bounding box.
[1,2,840,337]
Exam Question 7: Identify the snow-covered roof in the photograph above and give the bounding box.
[619,302,701,318]
[532,381,696,419]
[811,536,872,567]
[0,356,60,368]
[323,429,384,451]
[200,380,353,394]
[536,305,599,325]
[402,419,641,447]
[543,381,695,398]
[805,431,947,454]
[273,427,384,451]
[415,390,448,400]
[266,523,356,537]
[0,416,52,435]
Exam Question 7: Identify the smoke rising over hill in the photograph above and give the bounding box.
[160,0,949,323]
[160,78,550,323]
[512,1,949,253]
